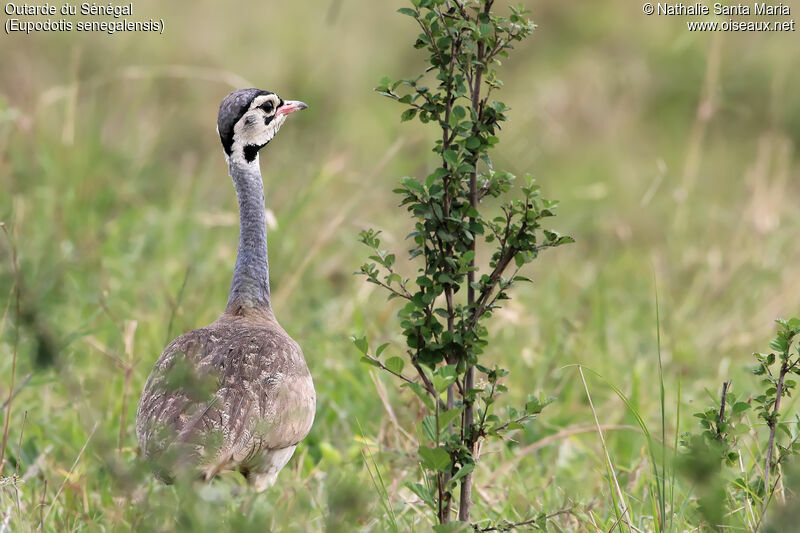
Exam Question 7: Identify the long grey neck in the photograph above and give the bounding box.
[226,156,271,314]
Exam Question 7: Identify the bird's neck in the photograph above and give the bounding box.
[226,156,272,315]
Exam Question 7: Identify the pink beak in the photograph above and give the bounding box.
[276,100,308,117]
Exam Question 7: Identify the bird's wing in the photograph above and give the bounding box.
[136,324,315,472]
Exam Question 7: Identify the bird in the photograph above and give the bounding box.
[136,88,316,491]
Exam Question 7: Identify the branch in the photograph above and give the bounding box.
[415,17,447,70]
[765,363,789,504]
[755,470,785,532]
[488,414,533,437]
[439,17,461,167]
[475,381,497,439]
[0,374,32,412]
[410,357,444,405]
[459,1,494,522]
[475,507,575,532]
[362,254,413,300]
[363,352,448,410]
[716,380,730,439]
[468,241,559,332]
[467,247,516,330]
[0,223,21,477]
[365,277,412,302]
[381,89,430,115]
[414,86,444,123]
[384,262,414,299]
[446,0,469,20]
[362,353,416,386]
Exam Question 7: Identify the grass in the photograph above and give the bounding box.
[1,1,800,531]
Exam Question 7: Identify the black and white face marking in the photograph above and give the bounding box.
[234,93,284,164]
[217,88,308,166]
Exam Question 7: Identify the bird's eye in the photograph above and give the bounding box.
[261,102,274,114]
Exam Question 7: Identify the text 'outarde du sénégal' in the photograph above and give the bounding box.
[4,3,164,34]
[5,2,134,17]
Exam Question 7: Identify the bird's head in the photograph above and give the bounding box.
[217,88,307,165]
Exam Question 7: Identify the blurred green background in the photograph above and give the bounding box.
[1,0,799,530]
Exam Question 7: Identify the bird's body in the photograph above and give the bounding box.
[136,89,314,491]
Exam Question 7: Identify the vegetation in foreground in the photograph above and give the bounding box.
[358,1,571,528]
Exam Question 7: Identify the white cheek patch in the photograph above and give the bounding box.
[229,111,288,165]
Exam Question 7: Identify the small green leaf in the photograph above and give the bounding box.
[446,463,474,488]
[406,382,434,410]
[353,336,368,354]
[405,482,435,510]
[439,408,461,429]
[732,402,751,414]
[397,7,418,17]
[465,136,480,150]
[401,108,417,122]
[432,365,457,392]
[525,395,553,415]
[432,374,456,393]
[421,416,437,442]
[418,445,451,472]
[375,343,390,358]
[770,337,788,352]
[385,356,405,375]
[377,75,392,89]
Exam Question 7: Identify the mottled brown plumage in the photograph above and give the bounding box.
[136,89,314,491]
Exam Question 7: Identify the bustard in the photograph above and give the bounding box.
[136,89,315,491]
